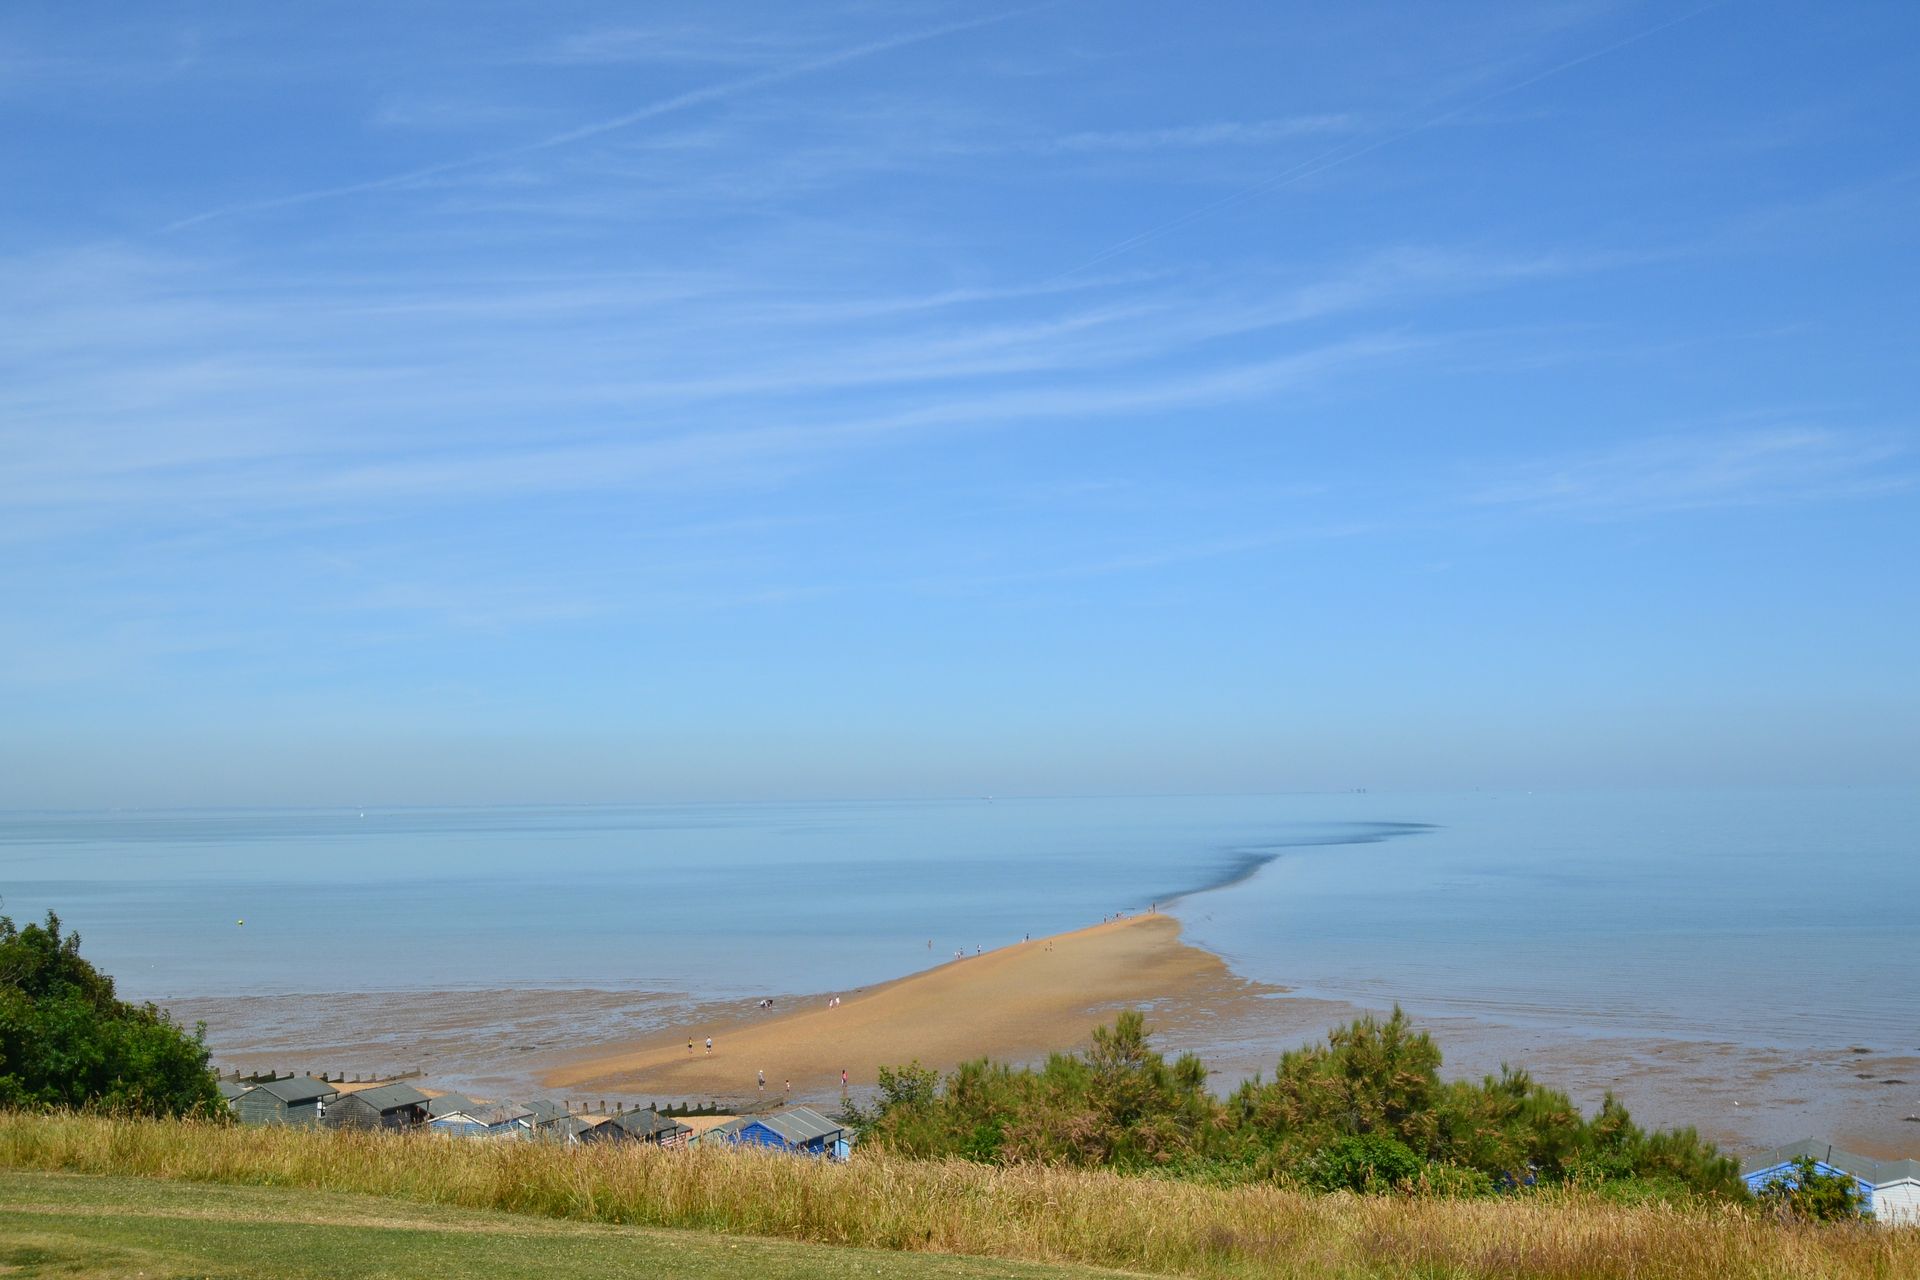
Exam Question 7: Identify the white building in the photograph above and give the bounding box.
[1876,1159,1920,1227]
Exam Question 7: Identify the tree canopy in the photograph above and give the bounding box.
[0,910,222,1116]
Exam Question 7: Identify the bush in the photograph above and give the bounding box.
[1303,1134,1423,1193]
[0,911,221,1117]
[862,1008,1742,1201]
[1410,1160,1496,1198]
[1754,1156,1866,1222]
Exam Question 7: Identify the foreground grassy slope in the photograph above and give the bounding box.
[1,1113,1914,1280]
[0,1171,1118,1279]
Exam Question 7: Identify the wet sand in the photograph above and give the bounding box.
[172,914,1920,1160]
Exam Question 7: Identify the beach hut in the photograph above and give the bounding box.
[427,1099,534,1138]
[1741,1140,1882,1218]
[541,1113,598,1144]
[217,1081,253,1113]
[521,1098,574,1127]
[579,1108,692,1149]
[327,1083,430,1131]
[1874,1159,1920,1226]
[724,1106,853,1160]
[520,1099,593,1143]
[689,1117,747,1147]
[425,1092,482,1119]
[233,1076,338,1128]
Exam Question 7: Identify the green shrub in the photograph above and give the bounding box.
[1410,1160,1496,1198]
[0,911,221,1118]
[1303,1134,1423,1193]
[1754,1156,1866,1222]
[862,1008,1741,1200]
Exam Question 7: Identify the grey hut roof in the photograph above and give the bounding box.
[344,1083,429,1112]
[251,1076,338,1105]
[217,1081,252,1101]
[522,1098,570,1124]
[598,1109,691,1140]
[692,1117,747,1144]
[452,1103,532,1127]
[1742,1139,1920,1186]
[754,1106,848,1145]
[425,1092,482,1118]
[547,1114,596,1139]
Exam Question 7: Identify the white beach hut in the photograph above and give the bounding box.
[1873,1158,1920,1226]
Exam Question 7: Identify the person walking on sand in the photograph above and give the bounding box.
[757,1070,765,1092]
[841,1068,848,1090]
[687,1038,693,1055]
[705,1037,712,1055]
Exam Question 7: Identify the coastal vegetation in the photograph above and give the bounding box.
[1,1112,1912,1279]
[855,1010,1742,1200]
[0,911,220,1117]
[1757,1156,1870,1222]
[0,932,1904,1275]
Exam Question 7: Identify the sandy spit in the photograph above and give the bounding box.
[541,913,1270,1100]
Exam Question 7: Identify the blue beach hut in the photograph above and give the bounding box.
[1741,1140,1877,1217]
[726,1106,853,1159]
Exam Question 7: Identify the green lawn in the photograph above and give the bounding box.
[0,1171,1132,1280]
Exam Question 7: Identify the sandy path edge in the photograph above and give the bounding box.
[541,913,1271,1102]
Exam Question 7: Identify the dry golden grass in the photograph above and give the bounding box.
[1,1112,1914,1279]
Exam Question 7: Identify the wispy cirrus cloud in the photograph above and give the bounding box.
[1,327,1420,514]
[1468,428,1914,518]
[532,21,814,68]
[163,6,1037,231]
[5,231,1623,529]
[1040,115,1359,153]
[367,94,555,133]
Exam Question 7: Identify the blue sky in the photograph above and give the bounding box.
[3,1,1916,807]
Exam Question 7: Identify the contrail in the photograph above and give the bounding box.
[1045,1,1730,283]
[165,6,1039,232]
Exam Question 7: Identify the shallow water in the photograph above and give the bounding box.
[1172,788,1918,1051]
[1,787,1912,1052]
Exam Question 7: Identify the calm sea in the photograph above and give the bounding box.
[1,788,1912,1051]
